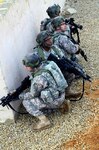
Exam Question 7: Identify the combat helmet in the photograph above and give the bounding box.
[46,4,61,18]
[36,31,51,45]
[23,53,41,68]
[51,16,65,29]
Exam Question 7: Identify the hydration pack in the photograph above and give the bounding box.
[43,61,68,92]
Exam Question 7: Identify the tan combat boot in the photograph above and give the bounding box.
[59,100,71,114]
[33,115,51,131]
[65,87,81,99]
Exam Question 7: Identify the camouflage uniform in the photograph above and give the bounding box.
[64,25,71,38]
[53,31,78,59]
[33,45,64,60]
[40,4,59,33]
[40,18,71,37]
[40,18,54,33]
[33,45,74,85]
[22,61,68,116]
[40,4,71,36]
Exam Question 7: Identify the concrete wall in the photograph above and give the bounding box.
[0,0,65,122]
[0,0,65,91]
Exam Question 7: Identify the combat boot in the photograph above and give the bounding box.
[59,100,71,114]
[33,115,51,131]
[65,87,81,99]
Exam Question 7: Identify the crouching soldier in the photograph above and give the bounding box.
[51,16,80,60]
[33,30,81,98]
[40,4,71,37]
[21,53,70,131]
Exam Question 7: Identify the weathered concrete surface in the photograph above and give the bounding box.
[0,0,65,123]
[0,66,14,123]
[0,0,15,17]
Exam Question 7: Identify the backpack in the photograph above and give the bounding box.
[35,61,68,92]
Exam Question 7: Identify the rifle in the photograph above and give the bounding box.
[0,76,31,107]
[48,53,91,82]
[65,18,88,62]
[65,17,83,44]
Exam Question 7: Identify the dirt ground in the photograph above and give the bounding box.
[60,79,99,150]
[60,0,99,149]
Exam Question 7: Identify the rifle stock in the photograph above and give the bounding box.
[0,76,31,107]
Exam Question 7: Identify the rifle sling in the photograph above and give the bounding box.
[8,103,28,114]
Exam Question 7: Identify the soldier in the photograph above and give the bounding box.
[21,53,69,130]
[51,16,81,61]
[33,30,81,98]
[40,4,60,32]
[40,4,71,37]
[34,30,64,60]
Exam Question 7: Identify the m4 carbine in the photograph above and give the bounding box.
[65,18,88,62]
[65,17,83,44]
[0,76,31,107]
[48,53,91,82]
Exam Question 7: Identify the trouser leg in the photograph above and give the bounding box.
[22,97,46,116]
[41,90,65,108]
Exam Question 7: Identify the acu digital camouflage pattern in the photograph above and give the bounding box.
[33,45,65,60]
[22,62,67,116]
[33,45,75,84]
[40,17,71,36]
[40,18,54,33]
[53,31,78,58]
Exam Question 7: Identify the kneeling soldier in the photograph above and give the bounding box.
[33,30,81,98]
[21,53,70,131]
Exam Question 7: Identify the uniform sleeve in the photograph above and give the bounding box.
[30,75,48,97]
[52,45,65,58]
[59,35,78,54]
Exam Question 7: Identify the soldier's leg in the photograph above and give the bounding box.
[63,72,81,99]
[63,72,75,85]
[23,97,51,130]
[23,97,46,116]
[65,86,81,99]
[41,90,70,113]
[41,89,60,108]
[59,100,71,114]
[54,92,71,113]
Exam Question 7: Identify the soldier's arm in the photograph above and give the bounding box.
[59,35,79,54]
[52,45,65,58]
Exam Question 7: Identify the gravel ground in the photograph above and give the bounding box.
[0,0,99,150]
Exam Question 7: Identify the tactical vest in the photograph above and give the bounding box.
[53,32,72,58]
[33,46,45,61]
[34,61,68,92]
[34,45,61,61]
[53,32,67,43]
